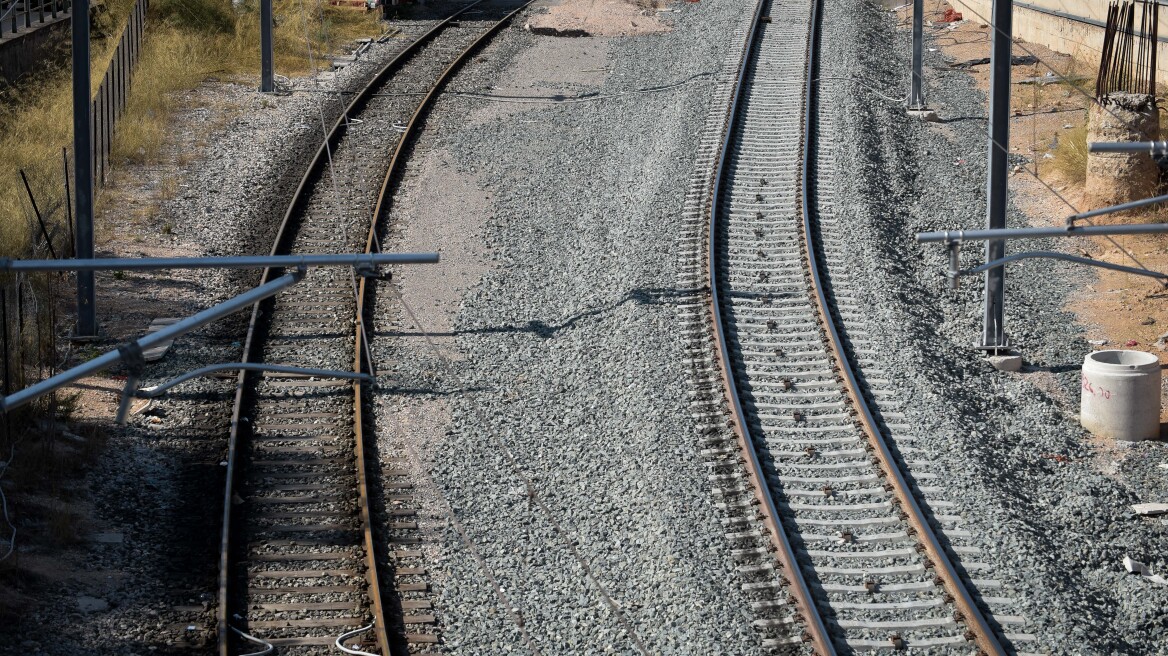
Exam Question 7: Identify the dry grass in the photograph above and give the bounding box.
[1052,122,1089,184]
[0,0,381,256]
[0,0,139,258]
[115,0,380,163]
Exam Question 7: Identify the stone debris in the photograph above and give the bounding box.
[1124,556,1168,586]
[1132,503,1168,516]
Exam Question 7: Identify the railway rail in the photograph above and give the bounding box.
[679,0,1038,652]
[216,3,529,654]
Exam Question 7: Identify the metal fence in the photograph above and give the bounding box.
[1,0,150,431]
[91,0,148,184]
[0,0,72,38]
[0,0,72,37]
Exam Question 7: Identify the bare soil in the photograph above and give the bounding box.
[527,0,671,36]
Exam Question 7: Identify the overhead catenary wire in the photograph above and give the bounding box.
[816,75,908,104]
[294,70,720,102]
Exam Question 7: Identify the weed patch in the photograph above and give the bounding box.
[1052,122,1089,185]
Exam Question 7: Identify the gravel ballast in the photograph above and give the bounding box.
[369,0,768,653]
[5,0,1165,652]
[818,0,1168,651]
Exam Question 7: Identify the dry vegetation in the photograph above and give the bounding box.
[1051,122,1089,184]
[0,0,381,258]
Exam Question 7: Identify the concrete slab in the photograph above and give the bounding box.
[142,318,180,362]
[987,354,1023,372]
[1132,503,1168,517]
[907,107,940,122]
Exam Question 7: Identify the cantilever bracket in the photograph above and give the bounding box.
[956,250,1168,282]
[117,363,374,425]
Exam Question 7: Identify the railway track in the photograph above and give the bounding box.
[678,0,1038,653]
[216,3,529,654]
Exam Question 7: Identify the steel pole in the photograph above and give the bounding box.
[72,0,96,337]
[982,0,1012,351]
[1089,140,1168,155]
[909,0,926,109]
[260,0,274,92]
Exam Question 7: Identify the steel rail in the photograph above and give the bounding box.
[705,0,835,652]
[797,0,1006,653]
[352,4,532,650]
[216,4,491,655]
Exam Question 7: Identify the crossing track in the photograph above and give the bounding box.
[216,3,530,654]
[677,0,1036,652]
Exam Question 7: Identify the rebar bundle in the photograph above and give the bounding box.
[1096,0,1160,100]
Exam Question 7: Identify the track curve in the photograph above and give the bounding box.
[216,5,530,654]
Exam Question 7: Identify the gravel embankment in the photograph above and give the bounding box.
[821,0,1168,651]
[370,1,768,653]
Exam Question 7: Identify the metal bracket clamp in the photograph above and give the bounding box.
[944,236,962,290]
[117,341,147,376]
[114,341,148,425]
[353,256,379,279]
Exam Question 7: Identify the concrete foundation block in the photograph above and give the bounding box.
[907,108,940,122]
[987,354,1023,372]
[1085,93,1160,208]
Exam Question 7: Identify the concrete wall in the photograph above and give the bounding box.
[947,0,1168,86]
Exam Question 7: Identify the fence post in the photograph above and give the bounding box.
[118,45,126,118]
[62,148,74,256]
[102,72,111,176]
[1,288,9,402]
[73,0,97,337]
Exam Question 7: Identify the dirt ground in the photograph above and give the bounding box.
[526,0,672,36]
[915,0,1168,424]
